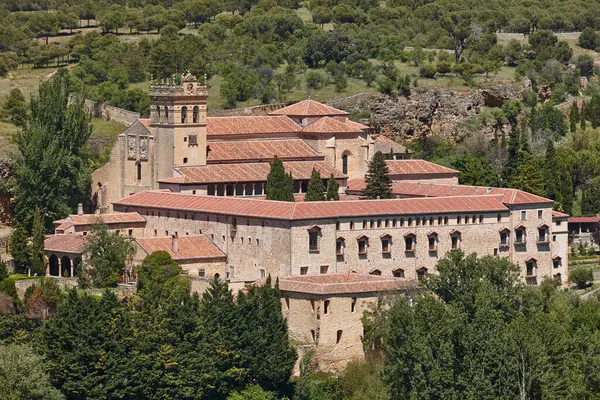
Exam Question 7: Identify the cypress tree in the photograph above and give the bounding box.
[326,174,340,201]
[502,125,521,185]
[544,140,557,201]
[30,207,45,276]
[364,151,392,199]
[305,168,326,201]
[581,101,587,129]
[570,102,580,133]
[266,156,294,202]
[10,224,29,274]
[529,106,537,137]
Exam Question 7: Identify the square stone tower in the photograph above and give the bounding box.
[149,73,208,181]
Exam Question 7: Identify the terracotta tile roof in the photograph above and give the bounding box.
[54,212,145,231]
[552,210,569,218]
[206,116,301,136]
[568,216,600,224]
[259,272,417,295]
[136,235,226,261]
[44,234,86,254]
[385,160,459,176]
[160,161,345,184]
[345,119,370,131]
[374,136,411,154]
[207,139,322,163]
[301,117,363,134]
[346,180,552,206]
[268,99,348,117]
[113,191,508,221]
[139,119,151,130]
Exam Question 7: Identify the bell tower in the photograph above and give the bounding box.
[149,72,208,181]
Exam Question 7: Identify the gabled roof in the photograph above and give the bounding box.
[207,139,322,163]
[301,117,363,134]
[54,212,145,231]
[160,160,345,184]
[347,180,553,206]
[206,116,301,136]
[113,191,509,221]
[385,160,459,176]
[44,234,87,254]
[552,210,569,218]
[568,216,600,224]
[139,119,151,130]
[136,235,226,262]
[259,272,416,295]
[374,136,411,154]
[268,99,348,117]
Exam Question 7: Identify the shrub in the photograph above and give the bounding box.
[419,63,437,78]
[570,267,593,289]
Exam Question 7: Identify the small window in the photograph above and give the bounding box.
[538,228,548,243]
[336,221,340,230]
[393,269,405,278]
[552,235,556,242]
[405,236,414,252]
[377,219,381,228]
[358,238,368,255]
[515,228,525,244]
[154,229,157,236]
[309,229,320,252]
[324,300,330,314]
[193,106,199,123]
[497,213,502,222]
[417,268,427,281]
[128,229,133,236]
[136,162,142,181]
[320,265,329,274]
[444,216,448,225]
[336,239,344,256]
[310,299,315,312]
[300,266,308,275]
[400,218,404,226]
[479,215,483,223]
[553,258,561,269]
[428,236,436,251]
[408,218,413,226]
[381,237,391,253]
[465,215,470,224]
[351,297,357,313]
[260,268,266,279]
[521,211,527,220]
[370,220,375,229]
[198,269,206,278]
[438,216,442,225]
[429,217,434,225]
[184,136,187,142]
[183,157,188,164]
[311,329,316,342]
[392,218,397,227]
[416,217,421,226]
[385,219,389,228]
[500,231,509,245]
[350,221,355,230]
[189,134,198,146]
[362,220,367,229]
[526,260,536,276]
[457,216,462,224]
[284,296,289,310]
[336,330,343,344]
[538,210,543,219]
[451,235,459,250]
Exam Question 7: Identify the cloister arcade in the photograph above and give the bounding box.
[46,253,81,278]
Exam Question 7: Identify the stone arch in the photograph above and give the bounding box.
[49,255,59,277]
[193,106,199,123]
[341,150,352,175]
[61,256,71,277]
[181,106,188,124]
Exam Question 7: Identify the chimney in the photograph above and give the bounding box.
[171,233,179,254]
[77,203,83,215]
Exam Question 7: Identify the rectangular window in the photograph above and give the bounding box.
[521,211,527,220]
[526,262,536,276]
[198,269,206,278]
[538,228,547,242]
[428,237,436,251]
[320,265,329,274]
[260,268,266,279]
[404,237,413,251]
[515,229,524,243]
[309,231,319,252]
[500,231,508,245]
[451,236,459,250]
[382,238,390,253]
[358,239,367,255]
[538,210,543,219]
[553,259,561,269]
[393,269,404,278]
[300,266,308,275]
[324,300,330,314]
[188,134,198,146]
[336,240,343,255]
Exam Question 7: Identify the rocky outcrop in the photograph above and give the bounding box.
[329,80,523,142]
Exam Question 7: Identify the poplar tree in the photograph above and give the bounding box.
[266,156,294,202]
[13,69,92,230]
[30,207,45,276]
[326,174,340,200]
[570,102,579,133]
[305,168,325,201]
[364,151,392,199]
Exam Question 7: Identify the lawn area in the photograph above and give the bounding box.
[8,274,41,281]
[90,118,127,165]
[0,66,57,98]
[0,121,18,158]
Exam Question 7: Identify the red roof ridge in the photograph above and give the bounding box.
[268,99,348,117]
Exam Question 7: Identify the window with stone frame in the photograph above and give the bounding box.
[188,134,198,146]
[526,259,537,276]
[428,234,437,251]
[537,225,549,243]
[515,227,526,244]
[451,231,461,250]
[358,237,368,255]
[404,235,415,252]
[381,235,391,254]
[300,266,308,275]
[336,238,345,256]
[553,257,561,269]
[308,227,321,252]
[500,230,509,246]
[320,265,329,274]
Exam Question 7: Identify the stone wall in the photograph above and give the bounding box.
[85,100,141,126]
[14,277,78,299]
[208,103,285,117]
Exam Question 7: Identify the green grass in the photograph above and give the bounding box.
[0,121,18,157]
[0,66,58,99]
[8,274,41,281]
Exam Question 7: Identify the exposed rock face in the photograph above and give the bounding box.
[329,81,523,142]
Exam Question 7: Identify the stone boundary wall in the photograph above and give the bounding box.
[208,103,285,117]
[14,277,78,299]
[84,100,140,125]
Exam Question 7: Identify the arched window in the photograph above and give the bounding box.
[157,106,161,120]
[164,106,169,122]
[136,162,142,181]
[181,106,187,124]
[193,106,199,123]
[342,154,349,174]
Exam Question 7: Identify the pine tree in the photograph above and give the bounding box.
[326,174,340,201]
[510,151,546,196]
[529,106,537,137]
[10,224,29,274]
[364,151,392,199]
[502,124,521,185]
[266,156,294,202]
[581,101,587,129]
[305,168,326,201]
[30,207,45,276]
[570,102,579,133]
[544,140,558,201]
